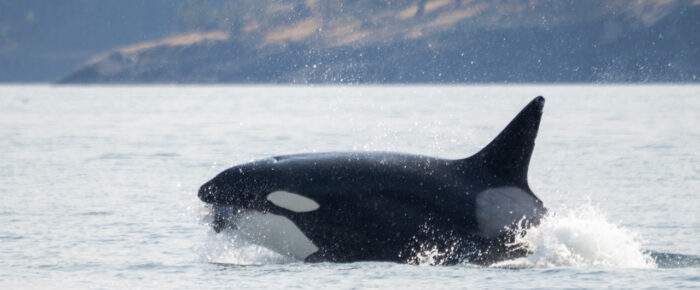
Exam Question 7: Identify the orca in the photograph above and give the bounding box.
[199,96,547,265]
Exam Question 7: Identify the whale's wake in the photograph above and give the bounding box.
[496,204,656,269]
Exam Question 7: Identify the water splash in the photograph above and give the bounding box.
[497,204,656,269]
[409,245,452,266]
[197,205,297,265]
[202,229,298,265]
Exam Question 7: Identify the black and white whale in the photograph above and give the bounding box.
[199,96,547,265]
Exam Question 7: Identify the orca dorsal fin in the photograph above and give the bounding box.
[469,96,545,187]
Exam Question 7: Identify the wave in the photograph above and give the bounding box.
[646,251,700,268]
[496,204,661,269]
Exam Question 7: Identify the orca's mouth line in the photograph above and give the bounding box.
[207,204,242,233]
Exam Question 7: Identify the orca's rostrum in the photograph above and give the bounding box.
[199,97,548,265]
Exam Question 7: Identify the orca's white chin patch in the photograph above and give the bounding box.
[475,186,541,239]
[235,211,319,260]
[266,190,320,212]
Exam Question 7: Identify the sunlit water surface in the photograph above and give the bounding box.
[1,85,698,288]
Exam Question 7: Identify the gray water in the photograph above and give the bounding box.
[1,85,698,289]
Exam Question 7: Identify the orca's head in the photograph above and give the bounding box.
[199,166,261,232]
[198,166,249,205]
[198,177,221,204]
[199,160,277,206]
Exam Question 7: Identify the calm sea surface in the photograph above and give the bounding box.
[1,85,698,289]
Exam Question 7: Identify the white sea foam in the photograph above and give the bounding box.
[202,229,298,265]
[497,204,656,269]
[197,206,298,265]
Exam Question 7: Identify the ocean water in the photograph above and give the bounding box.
[1,85,698,289]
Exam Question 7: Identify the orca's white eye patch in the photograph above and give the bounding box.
[266,191,320,213]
